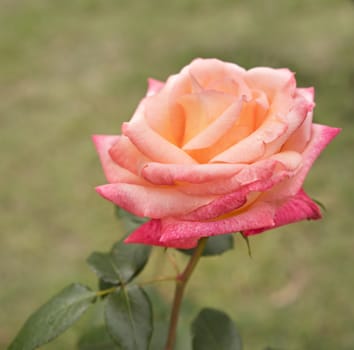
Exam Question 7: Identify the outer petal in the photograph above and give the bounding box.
[179,152,302,221]
[245,67,296,102]
[282,87,314,152]
[141,162,244,185]
[179,151,301,196]
[262,93,313,157]
[124,219,198,249]
[109,135,150,176]
[188,58,246,88]
[264,124,341,199]
[243,189,321,235]
[124,190,321,249]
[124,202,275,248]
[92,135,144,184]
[297,87,315,103]
[159,202,276,247]
[179,187,250,221]
[246,68,297,129]
[146,78,165,96]
[96,183,216,218]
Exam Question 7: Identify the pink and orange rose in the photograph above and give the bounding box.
[94,58,340,248]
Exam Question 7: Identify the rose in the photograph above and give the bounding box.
[93,58,340,249]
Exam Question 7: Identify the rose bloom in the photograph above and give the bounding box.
[94,58,340,248]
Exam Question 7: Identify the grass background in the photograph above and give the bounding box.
[1,0,353,349]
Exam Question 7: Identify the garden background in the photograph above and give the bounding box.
[1,0,353,349]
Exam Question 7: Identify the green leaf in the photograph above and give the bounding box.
[99,278,118,293]
[87,252,120,285]
[110,239,151,284]
[240,232,252,258]
[191,308,242,350]
[115,206,148,232]
[77,325,120,350]
[87,238,151,285]
[8,283,96,350]
[149,320,168,350]
[179,235,234,257]
[312,198,327,212]
[105,285,153,350]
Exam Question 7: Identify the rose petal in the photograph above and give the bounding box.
[182,98,244,150]
[144,90,185,145]
[184,90,270,162]
[123,189,323,249]
[158,202,276,247]
[178,152,302,196]
[96,183,216,218]
[245,67,296,101]
[262,93,313,157]
[123,111,197,164]
[179,188,250,221]
[124,201,275,248]
[282,88,315,152]
[124,189,322,249]
[109,135,150,175]
[210,119,286,163]
[179,154,302,220]
[189,58,246,88]
[124,219,198,249]
[264,124,341,199]
[141,162,244,185]
[179,90,237,145]
[210,93,311,164]
[297,87,315,103]
[146,78,165,96]
[93,135,145,184]
[243,189,322,235]
[144,66,194,144]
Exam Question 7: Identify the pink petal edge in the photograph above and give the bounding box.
[243,189,321,235]
[147,78,165,96]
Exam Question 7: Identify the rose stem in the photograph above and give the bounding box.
[164,237,208,350]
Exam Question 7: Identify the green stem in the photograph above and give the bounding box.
[95,286,117,297]
[139,275,177,286]
[164,238,208,350]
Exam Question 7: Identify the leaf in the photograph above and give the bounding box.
[87,252,120,285]
[105,285,153,350]
[179,234,234,257]
[312,198,327,212]
[191,308,242,350]
[8,284,96,350]
[77,325,120,350]
[87,238,151,285]
[148,320,168,350]
[115,206,148,232]
[110,239,151,284]
[99,278,118,293]
[240,232,252,258]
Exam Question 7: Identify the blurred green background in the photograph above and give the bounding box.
[1,0,353,349]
